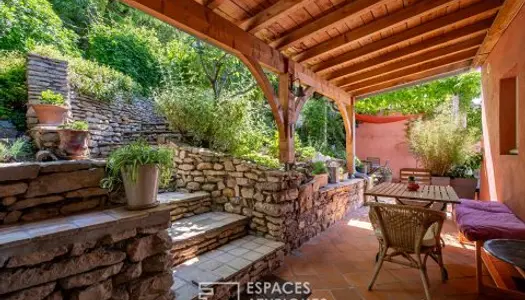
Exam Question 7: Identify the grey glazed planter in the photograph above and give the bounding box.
[122,164,159,210]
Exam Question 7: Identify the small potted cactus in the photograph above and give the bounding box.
[407,175,420,191]
[32,89,68,125]
[58,121,90,159]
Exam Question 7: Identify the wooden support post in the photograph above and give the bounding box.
[278,73,295,165]
[337,98,355,174]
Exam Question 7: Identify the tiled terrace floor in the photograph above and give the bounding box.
[274,206,499,300]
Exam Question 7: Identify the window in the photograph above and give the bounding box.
[499,76,518,155]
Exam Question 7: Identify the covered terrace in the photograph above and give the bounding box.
[117,0,525,299]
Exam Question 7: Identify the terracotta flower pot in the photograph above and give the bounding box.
[32,104,67,125]
[58,129,89,159]
[122,164,160,210]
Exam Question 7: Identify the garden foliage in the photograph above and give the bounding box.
[0,51,26,130]
[408,105,477,176]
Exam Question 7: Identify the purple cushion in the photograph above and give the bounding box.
[458,199,513,214]
[455,204,525,241]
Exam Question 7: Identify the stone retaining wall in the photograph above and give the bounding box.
[169,143,365,251]
[25,53,182,158]
[0,207,173,300]
[0,160,118,225]
[70,92,181,157]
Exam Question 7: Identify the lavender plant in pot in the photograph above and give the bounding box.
[32,89,67,125]
[58,121,90,159]
[101,141,174,210]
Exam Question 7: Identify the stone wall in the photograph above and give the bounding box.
[169,143,365,251]
[0,160,119,225]
[0,206,173,300]
[70,92,181,157]
[25,53,182,158]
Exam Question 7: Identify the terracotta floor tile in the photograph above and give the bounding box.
[330,287,364,300]
[308,289,335,300]
[272,207,503,300]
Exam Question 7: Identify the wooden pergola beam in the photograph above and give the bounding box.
[344,48,477,92]
[354,61,472,97]
[473,0,525,66]
[205,0,227,10]
[271,0,389,50]
[312,0,502,73]
[335,35,484,88]
[326,19,491,81]
[121,0,351,104]
[238,0,311,33]
[294,0,461,64]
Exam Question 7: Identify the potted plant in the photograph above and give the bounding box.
[32,89,68,125]
[449,153,481,199]
[101,140,174,210]
[355,157,368,174]
[312,161,329,191]
[58,121,90,159]
[407,175,420,191]
[408,108,476,186]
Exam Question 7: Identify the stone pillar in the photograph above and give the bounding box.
[26,54,71,158]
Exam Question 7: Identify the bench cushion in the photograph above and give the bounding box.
[455,200,525,241]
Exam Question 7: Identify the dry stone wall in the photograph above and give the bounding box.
[169,143,365,251]
[0,207,173,300]
[70,92,181,157]
[25,53,182,158]
[0,160,120,225]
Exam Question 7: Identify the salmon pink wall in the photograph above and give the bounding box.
[480,4,525,220]
[355,120,419,181]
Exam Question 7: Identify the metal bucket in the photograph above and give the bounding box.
[122,164,159,210]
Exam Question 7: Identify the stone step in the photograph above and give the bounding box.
[157,192,212,221]
[171,235,285,300]
[168,212,249,266]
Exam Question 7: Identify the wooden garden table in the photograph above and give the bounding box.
[365,182,460,211]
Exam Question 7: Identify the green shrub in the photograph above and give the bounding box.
[40,89,65,105]
[31,45,141,102]
[408,107,476,176]
[156,86,260,154]
[311,161,328,175]
[0,51,27,130]
[0,0,79,54]
[240,152,281,169]
[101,140,174,191]
[0,138,32,162]
[60,120,89,131]
[86,23,163,93]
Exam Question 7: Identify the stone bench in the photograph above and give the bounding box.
[0,205,174,300]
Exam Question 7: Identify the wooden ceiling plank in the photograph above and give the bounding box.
[335,34,484,87]
[312,0,502,73]
[344,48,477,92]
[238,0,311,33]
[120,0,352,104]
[473,0,525,66]
[354,60,472,97]
[325,18,492,81]
[206,0,228,10]
[294,0,464,64]
[271,0,390,50]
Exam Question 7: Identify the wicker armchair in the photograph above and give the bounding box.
[368,202,447,300]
